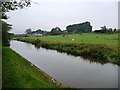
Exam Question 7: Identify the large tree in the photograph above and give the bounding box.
[66,21,92,33]
[25,28,32,34]
[1,0,31,46]
[50,27,63,35]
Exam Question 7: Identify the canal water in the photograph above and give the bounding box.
[10,40,118,88]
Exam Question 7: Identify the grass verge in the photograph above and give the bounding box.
[2,46,63,88]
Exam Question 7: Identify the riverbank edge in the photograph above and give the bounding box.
[3,46,67,88]
[14,38,119,65]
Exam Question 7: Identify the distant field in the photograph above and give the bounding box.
[23,33,118,49]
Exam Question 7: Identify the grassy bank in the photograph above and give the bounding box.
[2,47,63,88]
[14,33,119,65]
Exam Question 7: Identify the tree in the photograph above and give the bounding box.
[0,6,12,46]
[25,28,32,34]
[2,21,12,46]
[66,21,92,33]
[50,27,63,35]
[114,28,117,32]
[107,28,113,33]
[1,0,31,12]
[1,0,31,46]
[100,26,107,31]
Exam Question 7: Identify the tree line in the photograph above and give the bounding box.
[25,21,93,36]
[25,22,118,36]
[94,26,118,34]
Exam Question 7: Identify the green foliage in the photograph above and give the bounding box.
[50,27,63,35]
[2,47,62,88]
[25,28,32,34]
[66,21,92,33]
[94,26,118,34]
[1,0,31,12]
[2,20,12,46]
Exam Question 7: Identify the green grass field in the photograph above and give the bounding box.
[22,33,118,49]
[2,47,62,88]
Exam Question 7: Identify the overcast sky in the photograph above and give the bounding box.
[6,0,119,34]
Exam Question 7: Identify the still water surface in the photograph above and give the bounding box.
[10,40,118,88]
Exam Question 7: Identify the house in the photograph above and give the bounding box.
[27,33,43,37]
